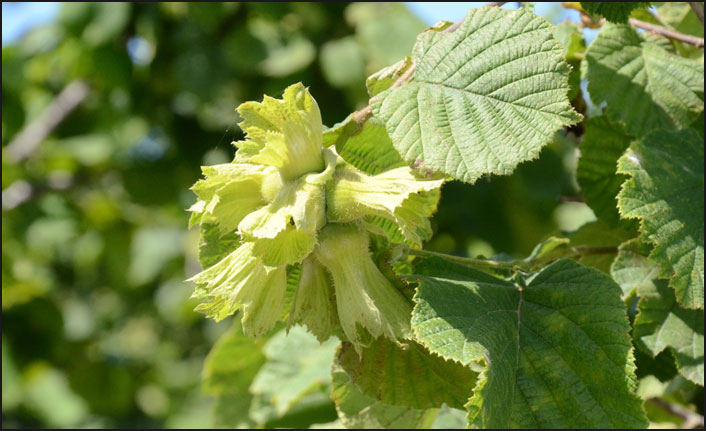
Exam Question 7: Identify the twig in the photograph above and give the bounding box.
[629,17,705,48]
[349,1,507,126]
[6,81,90,163]
[688,2,704,26]
[647,398,704,429]
[562,2,705,47]
[350,106,373,124]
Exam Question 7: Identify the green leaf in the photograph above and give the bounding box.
[202,323,266,428]
[581,2,651,23]
[336,337,477,410]
[410,257,647,428]
[322,113,359,149]
[617,129,704,309]
[331,359,438,429]
[331,118,406,175]
[586,24,704,137]
[202,324,266,395]
[610,238,660,298]
[576,116,632,225]
[634,281,704,386]
[656,2,704,55]
[197,223,240,270]
[365,56,413,98]
[250,326,339,415]
[371,7,580,183]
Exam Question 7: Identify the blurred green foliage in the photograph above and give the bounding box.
[3,2,598,428]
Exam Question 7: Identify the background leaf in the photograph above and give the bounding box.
[202,322,265,428]
[250,326,339,416]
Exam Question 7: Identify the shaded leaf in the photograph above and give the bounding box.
[581,2,651,23]
[634,282,704,386]
[331,359,438,429]
[610,238,660,298]
[576,116,632,225]
[586,24,704,137]
[410,257,647,428]
[202,323,265,428]
[336,337,477,410]
[617,129,704,309]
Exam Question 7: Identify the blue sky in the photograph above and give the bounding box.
[2,2,582,46]
[2,2,60,45]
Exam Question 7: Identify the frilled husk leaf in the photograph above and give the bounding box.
[315,223,413,352]
[326,165,443,245]
[235,83,325,182]
[189,242,287,338]
[287,256,341,342]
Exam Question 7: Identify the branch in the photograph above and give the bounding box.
[5,81,90,163]
[349,1,507,126]
[688,2,704,26]
[629,17,705,48]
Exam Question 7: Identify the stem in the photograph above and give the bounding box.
[405,244,618,273]
[629,18,705,48]
[688,2,704,26]
[406,248,515,269]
